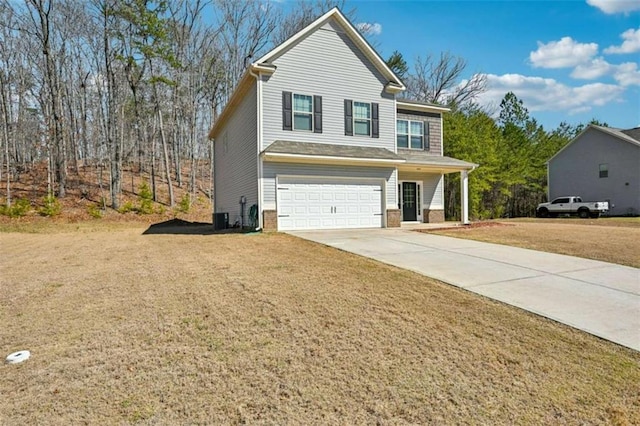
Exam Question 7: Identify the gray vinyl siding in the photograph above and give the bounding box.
[396,111,442,155]
[213,84,258,223]
[261,19,395,151]
[548,128,640,216]
[262,162,397,209]
[399,172,444,209]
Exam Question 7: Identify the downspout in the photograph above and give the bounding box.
[249,67,264,230]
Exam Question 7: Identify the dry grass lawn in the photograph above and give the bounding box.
[428,218,640,268]
[1,221,639,424]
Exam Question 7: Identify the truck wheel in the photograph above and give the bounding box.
[578,208,589,219]
[538,208,549,218]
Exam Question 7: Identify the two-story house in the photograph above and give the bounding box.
[209,8,476,231]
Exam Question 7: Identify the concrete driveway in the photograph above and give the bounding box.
[289,228,640,351]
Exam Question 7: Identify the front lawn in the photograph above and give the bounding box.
[1,223,638,423]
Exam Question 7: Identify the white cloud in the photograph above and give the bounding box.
[356,22,382,36]
[586,0,640,14]
[477,73,624,114]
[571,57,613,79]
[614,62,640,85]
[530,37,598,68]
[604,28,640,54]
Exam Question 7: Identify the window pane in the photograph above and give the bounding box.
[397,120,408,134]
[294,113,312,131]
[410,135,423,149]
[353,102,370,119]
[397,134,408,148]
[410,121,423,136]
[354,120,370,135]
[293,94,312,113]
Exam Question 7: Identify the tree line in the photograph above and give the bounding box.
[0,0,601,219]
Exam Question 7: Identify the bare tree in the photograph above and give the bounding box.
[406,52,487,107]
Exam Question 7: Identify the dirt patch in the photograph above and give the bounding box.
[1,225,638,423]
[427,219,640,268]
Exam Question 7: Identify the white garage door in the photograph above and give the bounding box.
[277,177,383,231]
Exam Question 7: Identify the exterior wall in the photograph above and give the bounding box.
[386,209,401,227]
[399,172,443,210]
[263,210,277,231]
[396,110,442,155]
[423,209,445,223]
[261,19,395,152]
[213,83,259,224]
[549,129,640,216]
[262,162,396,210]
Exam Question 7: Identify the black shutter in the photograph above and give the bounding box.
[282,91,292,131]
[424,121,430,150]
[344,99,353,136]
[313,95,322,133]
[372,102,379,138]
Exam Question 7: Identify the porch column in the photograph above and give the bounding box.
[461,170,470,225]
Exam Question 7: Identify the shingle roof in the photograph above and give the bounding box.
[621,127,640,143]
[263,140,402,160]
[399,150,478,169]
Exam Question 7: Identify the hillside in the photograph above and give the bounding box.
[0,162,213,225]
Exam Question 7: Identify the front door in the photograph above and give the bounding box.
[402,182,417,221]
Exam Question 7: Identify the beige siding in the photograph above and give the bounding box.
[549,128,640,215]
[213,84,258,223]
[261,19,395,151]
[396,111,442,155]
[262,162,397,210]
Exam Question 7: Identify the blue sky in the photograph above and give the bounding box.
[346,0,640,130]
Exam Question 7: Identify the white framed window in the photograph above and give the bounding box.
[353,101,371,136]
[397,120,409,148]
[397,120,424,149]
[293,93,313,131]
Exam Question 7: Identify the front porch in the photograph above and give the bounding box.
[396,153,477,225]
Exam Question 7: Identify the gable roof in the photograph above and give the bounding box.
[254,8,405,91]
[547,124,640,163]
[209,7,405,139]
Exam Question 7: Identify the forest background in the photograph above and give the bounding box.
[0,0,608,221]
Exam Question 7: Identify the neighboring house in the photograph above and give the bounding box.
[209,8,476,231]
[547,124,640,216]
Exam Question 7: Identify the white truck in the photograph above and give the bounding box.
[536,196,609,219]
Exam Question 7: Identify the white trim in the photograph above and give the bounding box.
[292,93,314,132]
[397,100,450,113]
[353,101,372,137]
[262,152,404,165]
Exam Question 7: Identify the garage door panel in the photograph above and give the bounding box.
[278,178,383,231]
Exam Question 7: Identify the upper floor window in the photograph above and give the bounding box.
[344,100,379,138]
[599,163,608,178]
[397,120,425,149]
[353,102,371,136]
[293,94,313,131]
[283,91,322,133]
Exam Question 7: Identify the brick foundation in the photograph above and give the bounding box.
[262,210,277,231]
[386,209,401,227]
[423,209,445,223]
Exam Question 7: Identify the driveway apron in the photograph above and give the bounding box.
[289,228,640,351]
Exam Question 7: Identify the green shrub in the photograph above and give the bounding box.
[87,203,103,218]
[177,193,191,213]
[39,195,61,217]
[137,181,154,215]
[0,198,32,217]
[118,200,136,214]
